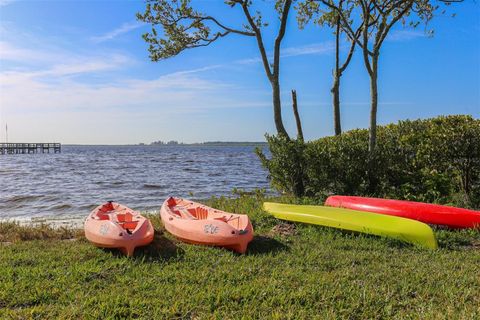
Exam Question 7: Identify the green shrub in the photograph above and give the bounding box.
[256,135,307,197]
[258,115,480,208]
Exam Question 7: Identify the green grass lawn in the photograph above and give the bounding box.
[1,196,479,319]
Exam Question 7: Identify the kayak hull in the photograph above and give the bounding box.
[325,196,480,229]
[84,202,154,256]
[263,202,438,249]
[160,197,253,253]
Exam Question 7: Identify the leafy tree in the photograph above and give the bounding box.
[314,0,461,151]
[137,0,295,138]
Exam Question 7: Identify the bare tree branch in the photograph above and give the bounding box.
[239,1,274,81]
[273,0,293,77]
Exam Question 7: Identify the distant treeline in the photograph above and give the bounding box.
[147,141,267,147]
[149,140,182,146]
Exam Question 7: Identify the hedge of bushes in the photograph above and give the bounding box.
[256,115,480,209]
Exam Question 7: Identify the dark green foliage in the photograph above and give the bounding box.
[256,135,307,197]
[0,222,83,242]
[259,115,480,208]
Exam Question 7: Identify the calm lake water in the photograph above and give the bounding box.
[0,145,270,222]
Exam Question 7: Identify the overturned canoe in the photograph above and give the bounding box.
[325,196,480,229]
[160,197,253,253]
[263,202,438,249]
[84,202,154,256]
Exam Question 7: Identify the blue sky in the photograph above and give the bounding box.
[0,0,478,144]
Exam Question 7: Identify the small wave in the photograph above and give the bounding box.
[142,184,164,190]
[4,194,43,204]
[207,172,222,177]
[0,169,23,175]
[49,204,73,210]
[79,203,102,211]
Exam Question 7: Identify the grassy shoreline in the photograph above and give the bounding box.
[1,196,479,319]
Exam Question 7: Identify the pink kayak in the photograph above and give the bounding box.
[84,202,154,256]
[160,197,253,253]
[325,196,480,229]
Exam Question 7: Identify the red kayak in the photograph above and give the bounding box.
[325,196,480,229]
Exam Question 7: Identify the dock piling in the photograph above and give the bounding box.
[0,143,61,155]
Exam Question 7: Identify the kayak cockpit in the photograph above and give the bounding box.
[92,202,140,233]
[166,197,249,230]
[116,213,139,234]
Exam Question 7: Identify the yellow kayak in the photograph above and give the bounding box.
[263,202,438,249]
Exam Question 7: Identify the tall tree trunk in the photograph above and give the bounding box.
[240,0,291,139]
[332,75,341,136]
[368,54,379,153]
[291,90,305,197]
[291,89,304,141]
[332,15,342,136]
[272,78,289,138]
[366,53,379,193]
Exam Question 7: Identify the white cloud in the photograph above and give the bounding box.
[387,29,426,42]
[91,22,144,43]
[0,36,335,143]
[0,37,261,119]
[0,41,134,74]
[0,0,15,6]
[237,41,335,65]
[0,41,63,63]
[0,60,271,143]
[0,68,243,115]
[0,40,256,118]
[282,41,335,57]
[43,54,130,77]
[0,58,133,94]
[169,64,224,76]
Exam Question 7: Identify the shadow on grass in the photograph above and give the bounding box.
[107,228,184,261]
[137,230,184,261]
[246,235,289,255]
[300,224,418,250]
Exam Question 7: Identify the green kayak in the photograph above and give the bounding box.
[263,202,438,249]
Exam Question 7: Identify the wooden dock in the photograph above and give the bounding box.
[0,143,61,155]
